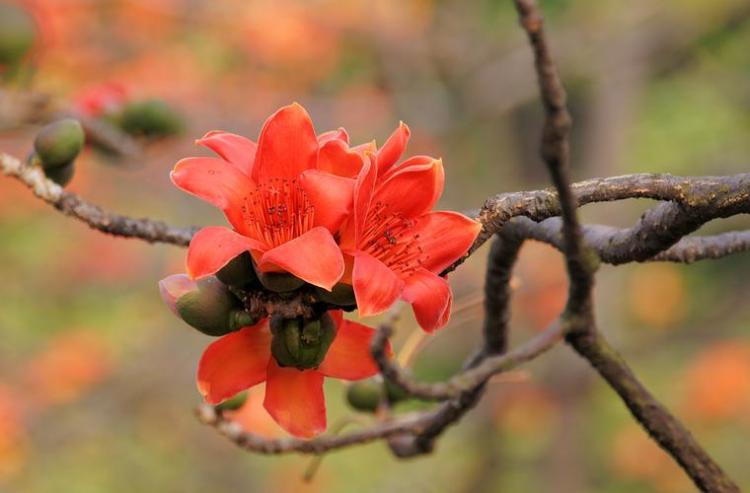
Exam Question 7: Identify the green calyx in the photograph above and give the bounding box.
[255,267,305,293]
[33,119,85,169]
[175,276,254,336]
[0,4,36,67]
[314,283,356,307]
[270,313,337,370]
[117,99,183,138]
[216,252,259,288]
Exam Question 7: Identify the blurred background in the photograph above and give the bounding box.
[1,0,749,491]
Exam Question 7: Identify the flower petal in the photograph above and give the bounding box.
[196,130,256,176]
[372,156,444,219]
[197,321,272,404]
[340,154,377,250]
[258,227,344,290]
[158,274,197,316]
[319,317,390,380]
[352,252,404,317]
[318,127,349,145]
[377,122,410,176]
[300,170,355,232]
[402,269,452,333]
[412,211,481,273]
[187,226,266,279]
[264,360,326,438]
[171,156,252,229]
[317,138,364,178]
[253,103,318,182]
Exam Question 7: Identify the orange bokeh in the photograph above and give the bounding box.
[24,330,113,406]
[682,340,750,423]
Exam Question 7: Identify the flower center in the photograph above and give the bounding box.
[359,201,428,276]
[241,178,314,248]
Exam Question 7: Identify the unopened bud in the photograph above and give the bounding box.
[0,4,35,68]
[44,161,75,186]
[346,379,383,413]
[216,252,259,288]
[270,313,337,370]
[118,99,183,138]
[214,390,248,412]
[34,119,85,169]
[314,283,356,307]
[158,274,250,336]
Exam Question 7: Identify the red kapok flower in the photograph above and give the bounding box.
[339,123,481,332]
[172,103,365,290]
[71,82,129,118]
[197,311,389,438]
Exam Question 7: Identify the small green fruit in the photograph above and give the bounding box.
[346,379,383,413]
[44,161,75,186]
[34,119,85,169]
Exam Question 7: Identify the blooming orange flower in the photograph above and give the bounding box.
[338,123,481,332]
[197,311,389,438]
[172,103,363,290]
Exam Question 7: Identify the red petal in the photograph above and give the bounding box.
[187,226,265,279]
[412,211,481,273]
[318,127,349,145]
[377,122,410,175]
[317,138,364,178]
[258,227,344,290]
[196,130,256,176]
[402,269,452,333]
[171,157,252,229]
[300,170,355,233]
[349,155,377,247]
[253,103,318,182]
[197,322,272,404]
[319,318,390,380]
[264,360,326,438]
[372,157,444,220]
[352,252,404,317]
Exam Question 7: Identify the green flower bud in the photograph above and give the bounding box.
[314,283,356,307]
[173,276,245,336]
[33,119,85,169]
[214,390,248,412]
[270,313,337,370]
[0,4,35,68]
[216,252,259,288]
[118,99,183,138]
[346,379,383,413]
[43,161,75,187]
[255,263,305,293]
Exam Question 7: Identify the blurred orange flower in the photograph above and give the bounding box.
[513,241,568,331]
[610,424,691,492]
[24,330,113,406]
[682,340,750,423]
[627,263,686,330]
[0,383,29,480]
